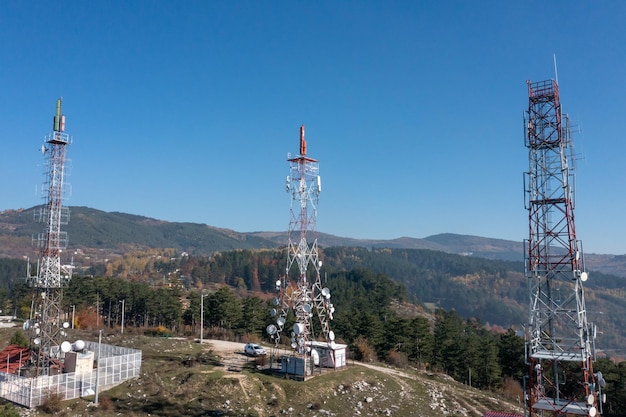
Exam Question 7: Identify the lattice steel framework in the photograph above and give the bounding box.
[26,98,73,376]
[524,80,603,416]
[271,126,335,359]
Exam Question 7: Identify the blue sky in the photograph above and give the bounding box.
[1,1,625,254]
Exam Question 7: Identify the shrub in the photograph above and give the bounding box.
[387,350,408,368]
[9,330,28,347]
[352,337,377,362]
[40,392,63,414]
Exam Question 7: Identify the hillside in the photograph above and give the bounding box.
[2,206,625,277]
[0,327,523,417]
[2,206,626,354]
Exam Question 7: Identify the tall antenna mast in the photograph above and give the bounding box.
[523,79,603,416]
[270,125,335,363]
[26,98,73,376]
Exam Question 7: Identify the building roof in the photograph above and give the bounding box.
[0,344,31,374]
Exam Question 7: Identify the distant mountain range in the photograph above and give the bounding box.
[1,206,623,277]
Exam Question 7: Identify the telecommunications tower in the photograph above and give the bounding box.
[524,79,604,416]
[269,125,336,359]
[26,98,73,376]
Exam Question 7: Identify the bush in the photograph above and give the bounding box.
[352,337,377,362]
[144,326,173,337]
[387,350,408,368]
[40,392,63,414]
[9,330,28,347]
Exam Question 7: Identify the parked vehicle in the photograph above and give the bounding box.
[244,343,266,356]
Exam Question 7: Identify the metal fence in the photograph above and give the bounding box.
[0,341,141,408]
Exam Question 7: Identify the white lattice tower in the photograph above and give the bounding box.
[272,126,334,356]
[26,98,73,376]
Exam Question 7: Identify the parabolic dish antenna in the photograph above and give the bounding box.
[291,342,297,349]
[293,323,304,335]
[61,341,72,353]
[266,324,277,335]
[22,321,30,331]
[297,337,304,346]
[311,349,319,366]
[275,280,281,287]
[33,338,41,345]
[589,406,597,417]
[328,330,335,341]
[277,317,286,326]
[303,304,311,313]
[63,321,70,329]
[581,271,589,282]
[321,287,330,297]
[74,340,85,351]
[270,308,277,317]
[272,297,280,306]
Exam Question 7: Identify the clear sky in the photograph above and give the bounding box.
[1,1,625,254]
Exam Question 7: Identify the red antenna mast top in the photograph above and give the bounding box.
[299,125,307,156]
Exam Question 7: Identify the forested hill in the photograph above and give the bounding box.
[2,206,626,277]
[1,243,626,352]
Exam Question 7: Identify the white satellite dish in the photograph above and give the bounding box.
[580,272,589,282]
[293,323,304,335]
[63,321,70,329]
[291,342,297,349]
[22,321,30,331]
[275,280,281,287]
[33,338,41,345]
[74,340,85,351]
[270,308,277,317]
[277,317,285,326]
[587,394,595,405]
[329,330,335,341]
[303,304,311,313]
[297,337,304,346]
[61,341,72,353]
[266,324,277,335]
[321,287,330,297]
[35,328,40,335]
[589,406,597,417]
[272,297,280,306]
[311,349,319,366]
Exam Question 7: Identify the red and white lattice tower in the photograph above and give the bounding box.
[524,80,604,416]
[271,125,335,358]
[26,98,73,376]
